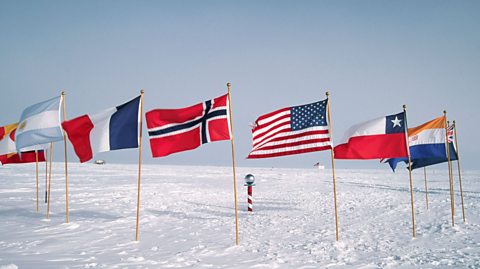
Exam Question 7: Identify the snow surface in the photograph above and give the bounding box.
[0,163,478,268]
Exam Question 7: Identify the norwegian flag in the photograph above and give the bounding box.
[146,94,231,158]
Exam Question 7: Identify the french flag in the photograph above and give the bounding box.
[62,96,141,163]
[334,112,408,159]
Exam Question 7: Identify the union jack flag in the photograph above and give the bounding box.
[447,122,455,143]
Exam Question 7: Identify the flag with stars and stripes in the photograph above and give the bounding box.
[247,99,332,159]
[146,94,231,158]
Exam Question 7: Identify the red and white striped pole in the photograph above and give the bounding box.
[247,185,253,212]
[244,174,255,212]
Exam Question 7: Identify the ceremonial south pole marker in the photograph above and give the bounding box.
[244,174,255,212]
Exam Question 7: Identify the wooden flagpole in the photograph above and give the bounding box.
[135,90,144,241]
[45,148,48,203]
[46,142,53,219]
[326,92,339,241]
[36,150,39,212]
[453,120,465,223]
[403,105,416,237]
[444,113,454,226]
[227,82,240,246]
[61,91,69,223]
[424,167,429,210]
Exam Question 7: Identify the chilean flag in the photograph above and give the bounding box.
[334,112,408,159]
[62,96,141,163]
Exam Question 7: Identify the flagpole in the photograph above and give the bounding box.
[444,112,454,226]
[326,92,339,241]
[45,148,48,203]
[403,105,416,238]
[227,82,240,246]
[46,143,53,219]
[424,167,429,210]
[135,90,144,241]
[36,150,39,212]
[61,91,69,223]
[453,120,465,223]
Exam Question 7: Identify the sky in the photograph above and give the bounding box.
[0,0,479,169]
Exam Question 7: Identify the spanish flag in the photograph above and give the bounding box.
[0,123,45,165]
[0,123,18,155]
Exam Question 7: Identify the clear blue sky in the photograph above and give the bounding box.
[1,1,478,169]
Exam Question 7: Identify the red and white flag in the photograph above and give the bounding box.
[334,112,408,159]
[0,123,45,165]
[146,94,231,158]
[247,99,332,159]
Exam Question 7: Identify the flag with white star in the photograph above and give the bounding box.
[247,99,331,159]
[333,111,409,159]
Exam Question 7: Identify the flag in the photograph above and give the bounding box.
[409,143,457,170]
[0,151,46,165]
[247,99,331,159]
[15,96,64,151]
[146,94,231,157]
[0,123,18,155]
[447,123,454,143]
[1,123,46,165]
[384,116,457,171]
[334,112,408,159]
[62,96,141,163]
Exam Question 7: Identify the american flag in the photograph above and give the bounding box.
[247,99,332,159]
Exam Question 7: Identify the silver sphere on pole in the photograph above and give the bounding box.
[244,174,255,186]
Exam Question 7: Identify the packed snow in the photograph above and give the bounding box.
[0,163,478,268]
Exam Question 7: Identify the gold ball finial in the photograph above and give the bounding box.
[140,89,144,94]
[326,91,330,96]
[227,82,231,87]
[61,91,65,95]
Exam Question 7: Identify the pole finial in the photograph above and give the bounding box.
[227,82,231,88]
[453,120,455,124]
[443,110,447,115]
[326,91,330,97]
[403,104,407,110]
[140,89,144,94]
[61,91,65,96]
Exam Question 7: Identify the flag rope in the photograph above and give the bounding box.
[135,90,144,241]
[453,121,465,223]
[403,105,416,238]
[444,114,455,226]
[36,150,39,212]
[46,143,53,219]
[424,167,429,210]
[62,91,69,223]
[326,92,339,241]
[227,83,240,246]
[45,148,48,203]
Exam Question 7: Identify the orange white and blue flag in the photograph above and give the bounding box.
[385,116,456,170]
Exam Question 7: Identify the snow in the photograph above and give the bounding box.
[0,163,479,268]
